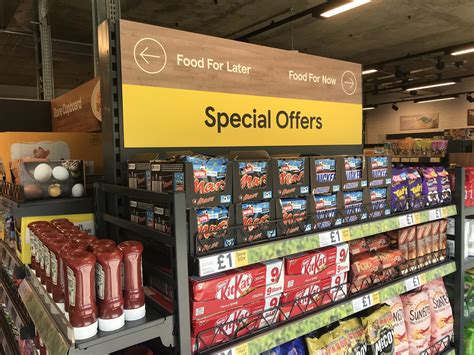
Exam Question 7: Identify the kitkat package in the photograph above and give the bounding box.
[420,167,440,206]
[391,168,408,212]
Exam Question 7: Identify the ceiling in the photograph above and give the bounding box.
[0,0,473,100]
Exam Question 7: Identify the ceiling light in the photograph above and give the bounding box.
[392,103,399,111]
[317,0,371,18]
[406,81,456,92]
[363,106,375,111]
[467,94,474,103]
[451,47,474,56]
[415,96,456,104]
[362,69,377,75]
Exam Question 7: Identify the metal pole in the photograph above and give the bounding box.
[36,0,54,100]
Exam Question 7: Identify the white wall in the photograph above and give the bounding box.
[365,98,474,143]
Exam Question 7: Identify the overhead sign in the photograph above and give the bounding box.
[51,78,101,132]
[119,20,362,148]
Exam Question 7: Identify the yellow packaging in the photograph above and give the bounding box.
[0,132,103,182]
[17,213,95,263]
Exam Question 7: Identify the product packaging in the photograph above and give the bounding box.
[385,296,409,354]
[349,238,369,256]
[401,290,431,354]
[367,187,391,219]
[284,243,349,276]
[339,156,368,191]
[311,192,342,230]
[127,157,154,190]
[366,156,392,188]
[391,168,409,212]
[275,197,311,236]
[425,279,453,352]
[271,156,310,198]
[283,261,350,291]
[420,167,440,207]
[129,200,154,228]
[263,337,307,355]
[338,318,368,355]
[235,200,276,244]
[150,154,233,208]
[387,228,409,261]
[361,305,395,355]
[230,150,273,203]
[309,156,341,194]
[416,224,428,268]
[340,190,367,223]
[434,166,452,204]
[189,205,235,254]
[154,202,172,234]
[406,167,423,210]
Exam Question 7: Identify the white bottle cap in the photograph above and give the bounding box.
[124,304,146,321]
[99,313,125,332]
[73,320,98,340]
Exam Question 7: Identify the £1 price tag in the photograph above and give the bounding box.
[399,214,419,228]
[319,228,350,247]
[199,252,236,276]
[352,293,379,313]
[216,344,248,355]
[405,275,422,291]
[429,208,443,221]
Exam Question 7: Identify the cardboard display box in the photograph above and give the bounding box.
[310,191,343,230]
[271,156,310,198]
[230,150,273,203]
[189,205,235,255]
[0,132,103,183]
[366,155,392,188]
[339,189,368,224]
[283,261,350,291]
[338,155,367,191]
[235,200,276,245]
[366,186,392,219]
[275,196,312,237]
[309,156,341,194]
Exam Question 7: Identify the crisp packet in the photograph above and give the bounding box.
[420,167,440,206]
[406,167,423,210]
[434,166,451,204]
[391,168,408,212]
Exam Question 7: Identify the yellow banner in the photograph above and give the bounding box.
[122,84,362,148]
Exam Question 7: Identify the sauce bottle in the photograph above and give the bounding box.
[27,221,50,273]
[36,228,62,285]
[65,251,98,340]
[72,234,97,248]
[50,218,70,227]
[49,238,71,311]
[61,241,88,315]
[95,246,124,331]
[118,241,145,321]
[44,235,67,295]
[89,239,116,252]
[64,231,90,241]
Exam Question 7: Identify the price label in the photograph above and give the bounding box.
[215,344,248,355]
[319,228,351,247]
[430,157,441,163]
[352,293,380,313]
[401,158,410,163]
[392,157,400,163]
[409,157,419,162]
[405,274,427,291]
[429,208,443,221]
[399,214,418,228]
[199,252,236,276]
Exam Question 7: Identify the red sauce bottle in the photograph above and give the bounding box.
[27,221,50,273]
[65,231,90,241]
[61,241,88,315]
[36,228,61,285]
[44,235,67,294]
[118,241,145,321]
[89,239,116,252]
[49,238,71,310]
[73,234,97,247]
[50,218,70,227]
[65,251,98,340]
[56,224,81,235]
[95,246,124,331]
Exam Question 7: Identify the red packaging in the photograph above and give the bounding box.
[378,249,406,269]
[283,260,349,291]
[439,219,447,233]
[349,239,369,255]
[284,243,348,276]
[192,294,280,344]
[351,252,382,278]
[279,283,347,320]
[89,239,116,252]
[405,226,417,260]
[190,259,283,302]
[27,221,50,271]
[387,228,409,260]
[431,220,440,253]
[366,234,389,251]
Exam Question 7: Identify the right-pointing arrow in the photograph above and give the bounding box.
[344,77,354,89]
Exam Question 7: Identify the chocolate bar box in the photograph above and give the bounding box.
[338,156,368,191]
[366,155,392,187]
[235,200,276,245]
[309,156,341,194]
[271,156,310,198]
[275,196,312,236]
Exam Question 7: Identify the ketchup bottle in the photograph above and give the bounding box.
[73,235,97,248]
[118,241,145,321]
[65,231,90,241]
[27,221,50,273]
[89,239,116,252]
[95,246,124,331]
[36,228,61,285]
[44,235,67,295]
[49,238,70,311]
[65,251,98,340]
[50,218,70,227]
[61,241,88,316]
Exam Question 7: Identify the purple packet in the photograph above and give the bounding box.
[406,167,423,210]
[420,167,440,206]
[391,168,408,212]
[434,166,451,203]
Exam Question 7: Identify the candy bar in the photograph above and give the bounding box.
[366,234,389,252]
[311,157,340,194]
[283,260,350,291]
[349,238,369,256]
[351,252,383,279]
[237,201,275,243]
[342,190,365,223]
[284,243,349,276]
[192,205,234,253]
[378,249,406,270]
[190,260,283,302]
[313,193,339,229]
[272,157,309,198]
[367,156,392,187]
[278,197,309,235]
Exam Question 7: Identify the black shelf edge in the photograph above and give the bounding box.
[102,213,175,247]
[0,308,20,355]
[99,183,174,203]
[0,196,93,218]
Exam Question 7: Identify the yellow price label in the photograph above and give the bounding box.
[234,250,249,267]
[419,273,428,285]
[235,344,249,355]
[341,228,351,241]
[413,213,421,224]
[371,292,381,305]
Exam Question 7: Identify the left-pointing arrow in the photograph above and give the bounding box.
[140,47,161,64]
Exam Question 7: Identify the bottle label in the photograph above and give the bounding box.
[39,242,44,268]
[67,266,76,307]
[45,248,51,277]
[51,253,58,285]
[96,263,105,300]
[121,262,125,291]
[30,234,36,257]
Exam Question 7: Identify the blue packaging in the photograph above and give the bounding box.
[263,337,307,355]
[315,158,337,183]
[343,190,365,223]
[313,193,338,229]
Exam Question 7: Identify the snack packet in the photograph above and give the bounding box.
[278,159,305,186]
[420,167,439,206]
[338,318,368,354]
[322,328,350,354]
[264,337,307,355]
[239,161,267,190]
[385,296,409,355]
[391,168,408,212]
[425,279,453,351]
[180,155,228,194]
[401,290,431,354]
[306,333,327,355]
[406,167,423,210]
[434,166,451,204]
[362,305,395,354]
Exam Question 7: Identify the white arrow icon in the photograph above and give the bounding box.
[140,47,161,64]
[344,77,354,89]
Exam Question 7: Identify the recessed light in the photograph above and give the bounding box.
[451,47,474,56]
[363,106,375,110]
[406,81,456,92]
[362,69,377,75]
[317,0,371,18]
[415,96,456,104]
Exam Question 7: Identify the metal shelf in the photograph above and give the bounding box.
[204,260,456,355]
[0,307,20,355]
[465,257,474,271]
[463,205,474,217]
[194,204,457,277]
[0,195,93,218]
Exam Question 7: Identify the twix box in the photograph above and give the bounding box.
[284,243,349,276]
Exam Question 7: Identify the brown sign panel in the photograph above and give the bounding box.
[119,20,361,104]
[51,78,101,132]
